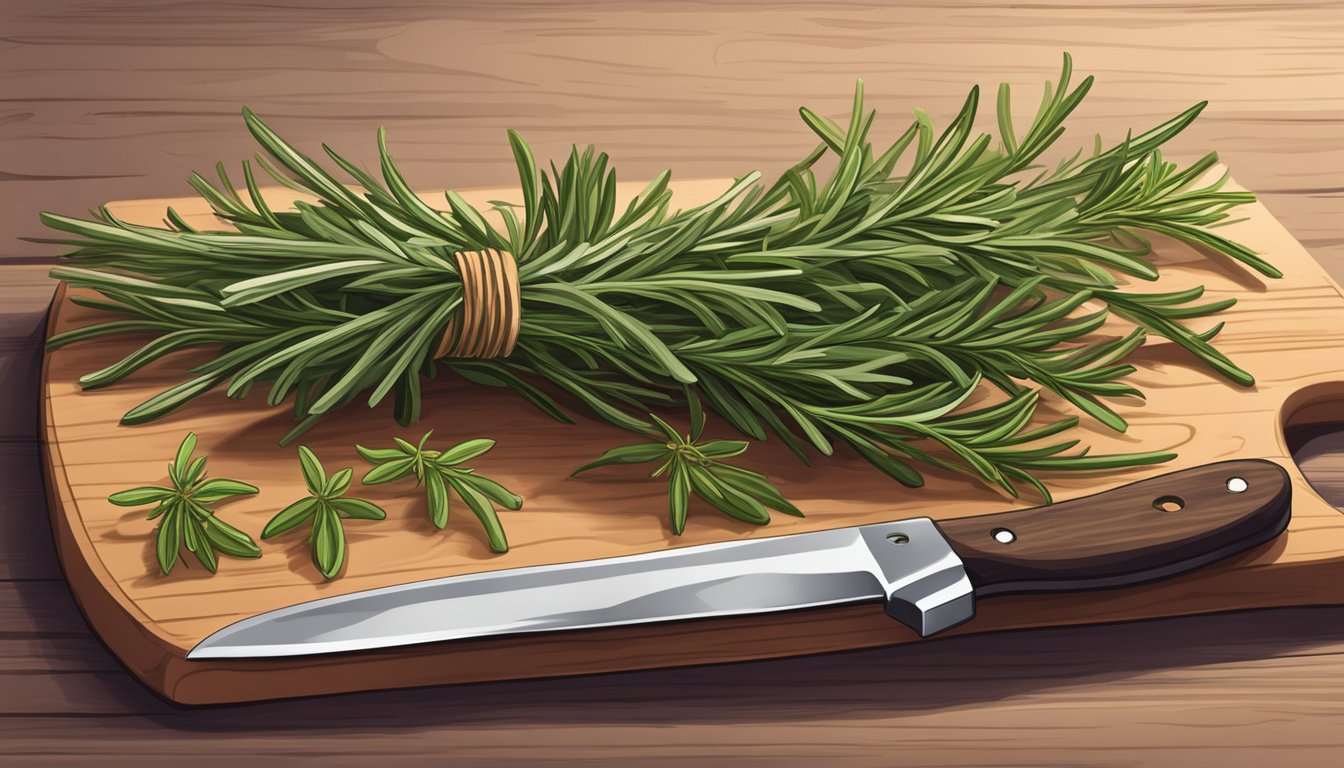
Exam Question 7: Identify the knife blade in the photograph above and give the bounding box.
[190,458,1291,659]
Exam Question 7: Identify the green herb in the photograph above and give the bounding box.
[44,54,1259,501]
[261,445,386,579]
[108,432,261,575]
[574,400,801,534]
[357,432,522,552]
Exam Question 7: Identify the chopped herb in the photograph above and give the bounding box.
[261,445,386,579]
[573,397,802,534]
[108,432,261,575]
[357,431,522,552]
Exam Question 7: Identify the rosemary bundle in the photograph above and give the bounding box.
[45,56,1274,501]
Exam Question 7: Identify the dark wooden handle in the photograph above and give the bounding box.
[934,460,1292,597]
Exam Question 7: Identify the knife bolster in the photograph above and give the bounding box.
[858,518,975,636]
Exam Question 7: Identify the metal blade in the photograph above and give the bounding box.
[190,517,973,659]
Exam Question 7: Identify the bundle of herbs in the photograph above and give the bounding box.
[44,56,1274,505]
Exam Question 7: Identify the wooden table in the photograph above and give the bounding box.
[3,1,1342,764]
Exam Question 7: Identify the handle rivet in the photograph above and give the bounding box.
[1226,477,1249,493]
[992,528,1016,544]
[886,532,910,545]
[1154,495,1185,513]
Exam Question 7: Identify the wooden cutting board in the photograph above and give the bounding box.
[41,173,1344,705]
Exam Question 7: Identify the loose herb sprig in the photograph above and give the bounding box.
[45,55,1266,501]
[108,433,261,575]
[261,445,386,579]
[357,432,522,552]
[573,399,801,534]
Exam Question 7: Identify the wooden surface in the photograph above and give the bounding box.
[40,170,1344,704]
[3,0,1342,763]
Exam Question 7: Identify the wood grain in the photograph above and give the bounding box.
[2,1,1341,275]
[2,0,1343,763]
[0,265,56,441]
[6,598,1344,764]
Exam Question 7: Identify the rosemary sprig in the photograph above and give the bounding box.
[108,433,261,575]
[261,445,386,579]
[573,399,801,534]
[44,54,1268,501]
[357,432,522,552]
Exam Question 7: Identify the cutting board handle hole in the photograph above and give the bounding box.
[1153,495,1185,513]
[1226,476,1249,493]
[1281,381,1344,509]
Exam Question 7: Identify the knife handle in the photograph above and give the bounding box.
[933,459,1291,597]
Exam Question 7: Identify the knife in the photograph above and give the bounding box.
[190,459,1291,659]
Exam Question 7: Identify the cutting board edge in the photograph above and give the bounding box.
[41,283,191,698]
